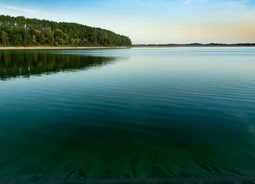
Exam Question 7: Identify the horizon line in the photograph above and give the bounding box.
[133,43,255,46]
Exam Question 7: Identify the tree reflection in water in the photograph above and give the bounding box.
[0,50,116,80]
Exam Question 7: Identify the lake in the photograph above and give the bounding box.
[0,48,255,183]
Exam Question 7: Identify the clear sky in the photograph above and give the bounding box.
[0,0,255,44]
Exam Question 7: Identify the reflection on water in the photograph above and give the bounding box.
[0,50,115,80]
[0,48,255,183]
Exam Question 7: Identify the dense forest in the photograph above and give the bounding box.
[0,15,132,47]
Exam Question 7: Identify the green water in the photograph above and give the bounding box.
[0,48,255,183]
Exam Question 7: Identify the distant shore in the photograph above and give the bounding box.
[1,44,255,50]
[0,46,130,50]
[133,43,255,47]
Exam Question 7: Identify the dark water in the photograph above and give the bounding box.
[0,48,255,183]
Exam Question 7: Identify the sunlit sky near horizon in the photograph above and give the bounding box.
[0,0,255,44]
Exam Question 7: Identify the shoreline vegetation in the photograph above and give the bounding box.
[0,46,130,50]
[1,44,255,50]
[0,15,132,47]
[1,43,255,50]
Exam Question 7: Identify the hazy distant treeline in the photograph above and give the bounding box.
[134,43,255,47]
[0,15,132,47]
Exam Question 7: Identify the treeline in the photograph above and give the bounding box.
[0,15,132,47]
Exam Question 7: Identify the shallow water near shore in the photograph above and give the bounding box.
[0,47,255,182]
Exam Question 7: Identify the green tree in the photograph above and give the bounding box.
[0,31,9,46]
[0,15,132,47]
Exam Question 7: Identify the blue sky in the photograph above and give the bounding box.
[0,0,255,43]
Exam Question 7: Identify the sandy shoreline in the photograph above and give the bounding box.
[0,46,130,50]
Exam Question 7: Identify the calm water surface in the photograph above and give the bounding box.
[0,48,255,182]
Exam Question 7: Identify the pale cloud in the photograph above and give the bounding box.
[0,4,37,13]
